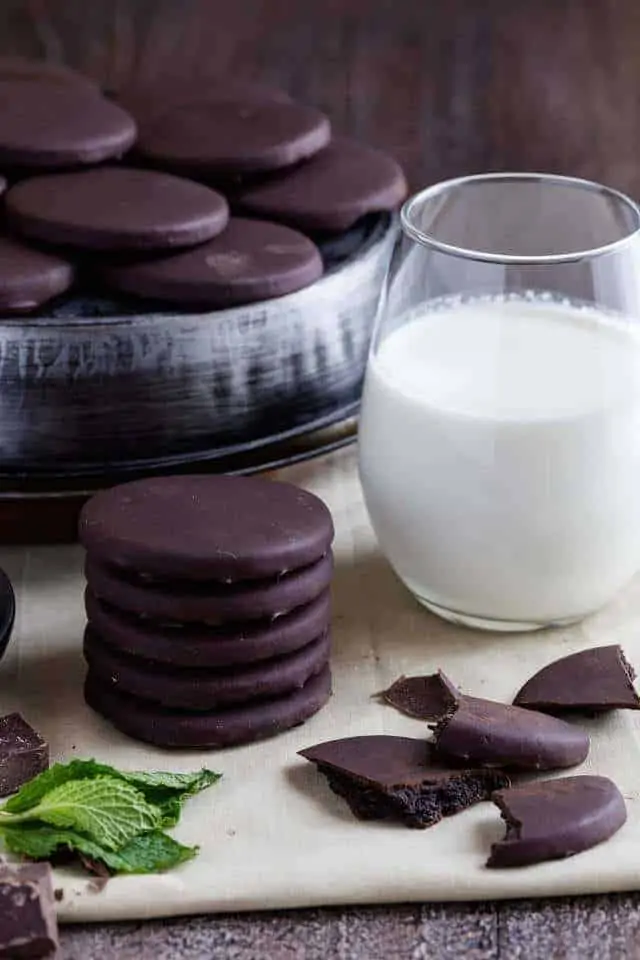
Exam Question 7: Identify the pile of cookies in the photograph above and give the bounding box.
[79,474,334,748]
[0,56,407,316]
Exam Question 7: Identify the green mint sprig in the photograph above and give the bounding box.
[0,760,221,875]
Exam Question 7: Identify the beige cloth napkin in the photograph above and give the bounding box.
[1,446,639,923]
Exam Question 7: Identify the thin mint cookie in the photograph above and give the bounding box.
[79,474,334,581]
[514,645,640,714]
[84,627,330,709]
[84,663,332,748]
[0,81,135,169]
[0,56,100,93]
[0,235,74,314]
[7,168,229,252]
[85,588,331,667]
[116,78,291,132]
[103,217,323,306]
[137,98,330,177]
[236,136,408,232]
[85,552,333,623]
[488,776,627,867]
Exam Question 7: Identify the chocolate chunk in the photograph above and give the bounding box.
[433,695,590,771]
[514,645,640,713]
[0,862,59,958]
[378,671,460,720]
[299,735,510,829]
[487,776,627,868]
[0,714,49,797]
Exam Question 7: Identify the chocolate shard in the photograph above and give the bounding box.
[487,775,627,868]
[514,645,640,714]
[433,695,590,771]
[299,735,510,829]
[378,671,460,720]
[0,862,59,958]
[0,714,49,797]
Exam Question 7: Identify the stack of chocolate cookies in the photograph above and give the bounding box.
[79,475,334,748]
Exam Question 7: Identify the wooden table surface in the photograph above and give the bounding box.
[57,896,640,959]
[2,1,640,953]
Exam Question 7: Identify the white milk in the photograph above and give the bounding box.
[358,295,640,625]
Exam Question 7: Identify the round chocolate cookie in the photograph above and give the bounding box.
[0,56,100,94]
[0,81,136,169]
[85,588,331,667]
[116,78,292,132]
[236,136,408,232]
[136,98,330,177]
[103,217,323,306]
[79,475,334,581]
[0,235,75,314]
[84,626,330,709]
[84,663,332,747]
[7,168,229,252]
[85,553,333,623]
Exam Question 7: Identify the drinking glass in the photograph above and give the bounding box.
[358,173,640,631]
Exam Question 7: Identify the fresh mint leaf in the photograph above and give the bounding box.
[1,824,197,874]
[0,776,161,850]
[4,762,221,816]
[3,760,107,813]
[102,831,198,874]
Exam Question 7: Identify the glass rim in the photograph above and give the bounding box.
[400,171,640,264]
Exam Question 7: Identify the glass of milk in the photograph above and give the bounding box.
[359,172,640,631]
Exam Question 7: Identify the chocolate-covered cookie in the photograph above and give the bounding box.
[84,664,332,747]
[136,98,330,177]
[0,81,136,169]
[85,588,331,667]
[433,692,590,771]
[236,137,408,232]
[487,776,627,868]
[84,626,330,709]
[79,475,334,581]
[116,78,291,132]
[103,217,323,307]
[85,553,333,623]
[299,736,510,829]
[0,56,99,93]
[7,168,229,252]
[0,235,74,314]
[514,645,640,714]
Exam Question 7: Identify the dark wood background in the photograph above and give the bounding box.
[1,0,640,196]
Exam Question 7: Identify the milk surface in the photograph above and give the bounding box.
[358,296,640,624]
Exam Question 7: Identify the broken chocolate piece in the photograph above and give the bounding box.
[0,862,59,958]
[0,714,49,797]
[299,735,509,828]
[378,671,460,720]
[514,645,640,714]
[433,695,589,771]
[487,775,627,868]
